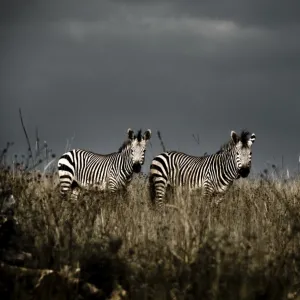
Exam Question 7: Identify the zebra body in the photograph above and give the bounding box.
[58,128,151,200]
[150,130,256,209]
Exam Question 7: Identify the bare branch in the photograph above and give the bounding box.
[35,126,40,158]
[19,108,34,165]
[192,133,200,145]
[157,130,167,152]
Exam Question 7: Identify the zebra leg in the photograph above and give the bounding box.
[59,183,69,199]
[150,176,168,214]
[204,190,223,207]
[70,187,80,202]
[204,187,225,220]
[214,195,224,206]
[203,179,226,206]
[202,180,215,202]
[58,171,74,199]
[107,178,128,202]
[213,183,233,207]
[60,180,80,201]
[202,183,222,215]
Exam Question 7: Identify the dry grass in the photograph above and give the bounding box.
[1,168,300,300]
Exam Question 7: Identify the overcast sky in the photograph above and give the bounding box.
[1,0,300,174]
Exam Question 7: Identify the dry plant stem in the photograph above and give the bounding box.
[19,108,34,165]
[157,130,167,152]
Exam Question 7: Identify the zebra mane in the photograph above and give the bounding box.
[117,129,143,153]
[216,130,251,154]
[135,129,143,142]
[118,140,131,153]
[240,130,251,146]
[216,141,235,154]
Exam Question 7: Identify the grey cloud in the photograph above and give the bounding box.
[112,0,300,28]
[171,1,300,27]
[0,0,117,24]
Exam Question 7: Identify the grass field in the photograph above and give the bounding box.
[1,166,300,300]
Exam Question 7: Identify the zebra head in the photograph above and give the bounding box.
[231,130,256,178]
[127,128,152,173]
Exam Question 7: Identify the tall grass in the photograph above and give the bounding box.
[1,167,300,299]
[2,123,300,299]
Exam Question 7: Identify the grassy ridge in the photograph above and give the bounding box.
[1,169,300,299]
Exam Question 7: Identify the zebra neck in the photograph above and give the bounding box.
[120,147,134,171]
[221,151,239,180]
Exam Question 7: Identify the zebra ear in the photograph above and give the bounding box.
[248,133,256,146]
[143,129,152,141]
[127,128,135,140]
[231,131,239,144]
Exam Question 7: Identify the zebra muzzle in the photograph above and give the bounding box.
[238,167,250,178]
[132,163,142,173]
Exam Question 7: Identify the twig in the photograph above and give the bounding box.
[19,108,34,165]
[192,133,200,145]
[35,126,40,158]
[43,158,56,174]
[0,142,13,164]
[157,130,167,152]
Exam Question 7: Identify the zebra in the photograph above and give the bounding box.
[57,128,152,200]
[149,130,256,210]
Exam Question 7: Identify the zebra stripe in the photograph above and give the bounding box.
[58,128,151,200]
[150,130,256,209]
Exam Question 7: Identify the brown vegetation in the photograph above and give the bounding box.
[1,166,300,300]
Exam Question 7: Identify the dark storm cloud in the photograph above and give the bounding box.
[1,0,300,173]
[176,1,300,28]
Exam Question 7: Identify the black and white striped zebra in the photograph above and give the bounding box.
[149,130,256,209]
[58,128,151,200]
